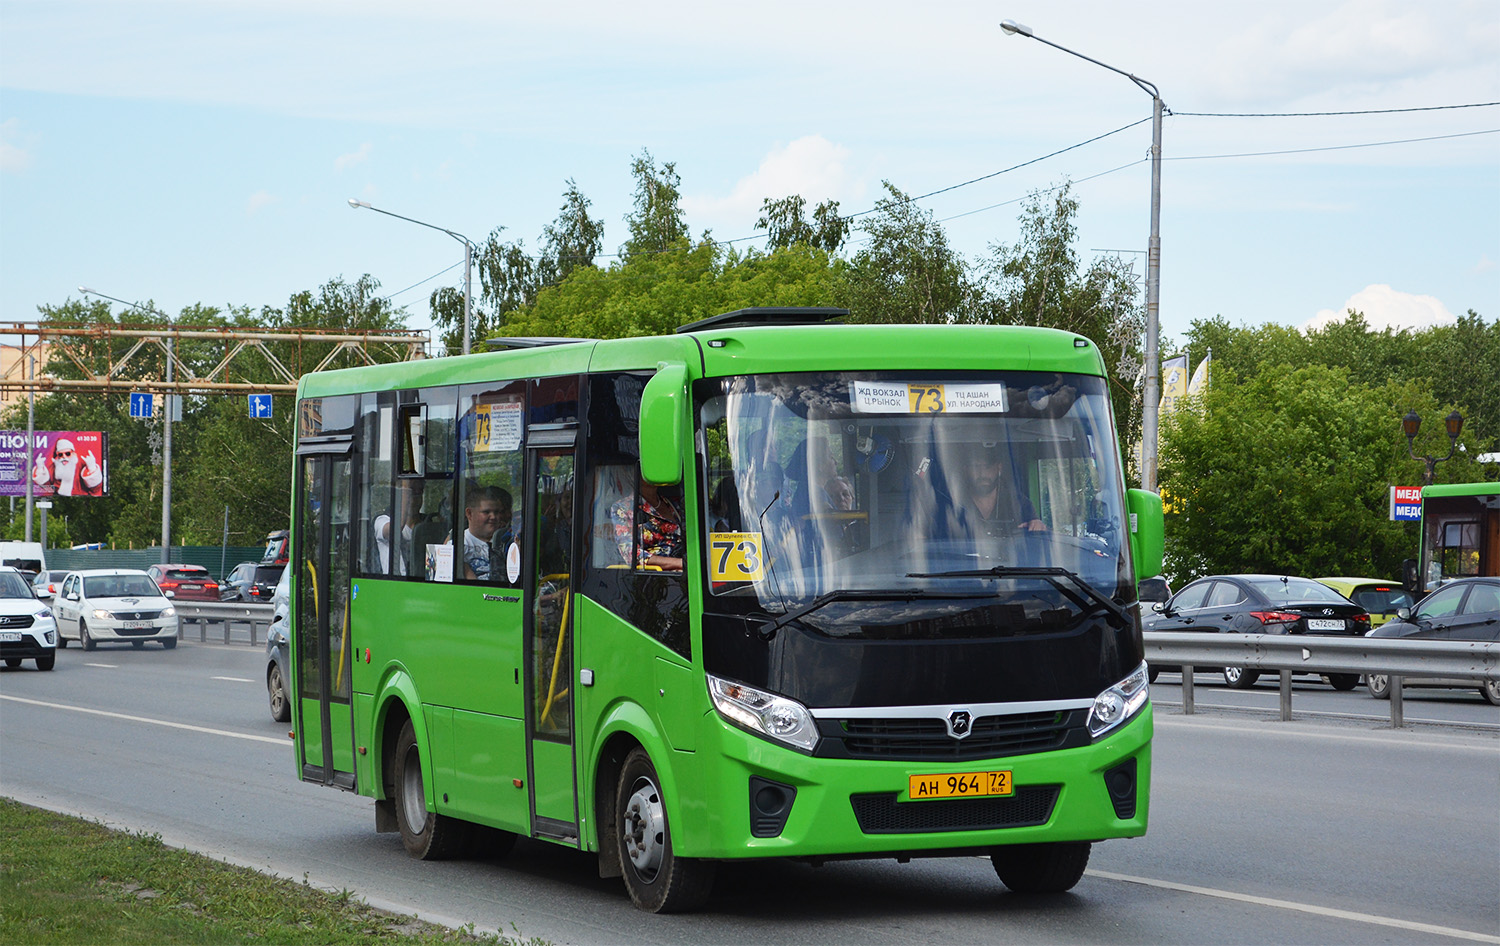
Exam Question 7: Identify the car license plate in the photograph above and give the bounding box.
[180,584,200,590]
[123,621,152,630]
[908,770,1013,800]
[1306,618,1344,631]
[0,631,20,642]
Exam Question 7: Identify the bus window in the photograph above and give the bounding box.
[458,382,526,586]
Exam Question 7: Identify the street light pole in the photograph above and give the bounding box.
[1001,19,1165,491]
[80,287,175,562]
[1402,410,1464,486]
[347,199,476,356]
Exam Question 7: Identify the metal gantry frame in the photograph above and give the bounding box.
[0,322,432,395]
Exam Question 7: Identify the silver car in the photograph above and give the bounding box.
[54,569,179,651]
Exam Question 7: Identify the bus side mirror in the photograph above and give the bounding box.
[1127,488,1164,580]
[639,363,688,486]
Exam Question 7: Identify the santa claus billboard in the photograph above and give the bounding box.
[0,431,109,498]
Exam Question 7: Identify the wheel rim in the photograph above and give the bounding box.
[622,775,666,881]
[1369,674,1389,695]
[400,744,427,830]
[1224,666,1240,684]
[268,667,286,716]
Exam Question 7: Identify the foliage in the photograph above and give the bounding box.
[620,149,690,262]
[1158,362,1492,583]
[840,181,972,325]
[757,195,850,253]
[541,179,605,284]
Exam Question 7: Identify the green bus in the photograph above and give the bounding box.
[1406,482,1500,595]
[289,308,1163,912]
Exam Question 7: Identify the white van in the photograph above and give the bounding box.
[0,542,46,576]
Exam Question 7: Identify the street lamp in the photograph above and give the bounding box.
[1402,409,1464,486]
[347,199,476,356]
[78,287,176,562]
[1001,19,1165,492]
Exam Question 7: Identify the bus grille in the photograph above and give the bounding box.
[850,785,1059,834]
[825,711,1084,761]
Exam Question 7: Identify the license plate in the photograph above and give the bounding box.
[123,621,152,630]
[1306,618,1344,631]
[179,584,201,590]
[908,770,1013,800]
[0,631,20,642]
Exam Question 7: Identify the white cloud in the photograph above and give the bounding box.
[682,135,855,223]
[0,119,34,173]
[1304,284,1457,331]
[247,190,278,215]
[1475,255,1497,275]
[334,142,372,171]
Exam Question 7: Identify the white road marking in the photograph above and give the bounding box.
[1154,712,1500,752]
[1088,869,1500,944]
[211,676,254,683]
[0,694,286,746]
[82,662,118,668]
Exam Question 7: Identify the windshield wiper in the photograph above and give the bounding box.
[757,588,992,641]
[907,565,1133,627]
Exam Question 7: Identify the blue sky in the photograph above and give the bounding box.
[2,0,1497,350]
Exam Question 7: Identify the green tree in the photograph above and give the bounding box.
[541,179,605,283]
[621,150,689,262]
[1158,363,1490,582]
[841,181,971,324]
[757,195,851,253]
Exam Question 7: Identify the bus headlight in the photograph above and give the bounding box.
[708,674,819,752]
[1088,662,1149,738]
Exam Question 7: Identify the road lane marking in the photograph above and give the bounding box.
[83,663,117,669]
[211,676,254,683]
[0,694,286,746]
[1154,712,1500,752]
[1088,869,1500,944]
[1153,698,1500,733]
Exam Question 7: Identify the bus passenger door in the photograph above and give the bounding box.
[295,445,358,790]
[525,434,579,841]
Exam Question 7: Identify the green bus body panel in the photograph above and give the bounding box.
[450,710,529,829]
[1421,482,1500,500]
[531,739,576,823]
[297,698,323,768]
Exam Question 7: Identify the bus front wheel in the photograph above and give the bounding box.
[615,747,715,913]
[392,719,464,860]
[992,842,1091,893]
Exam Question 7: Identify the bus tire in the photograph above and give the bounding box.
[991,841,1091,893]
[615,747,715,913]
[393,719,464,860]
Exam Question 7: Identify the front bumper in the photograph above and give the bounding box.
[676,702,1152,860]
[87,619,179,641]
[0,627,55,658]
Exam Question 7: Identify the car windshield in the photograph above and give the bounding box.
[0,573,34,598]
[1246,577,1350,604]
[1351,587,1414,613]
[84,575,162,598]
[696,370,1131,618]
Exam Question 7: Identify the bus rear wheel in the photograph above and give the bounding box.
[991,842,1091,893]
[392,719,465,860]
[615,747,714,913]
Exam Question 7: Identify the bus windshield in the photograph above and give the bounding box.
[697,370,1131,618]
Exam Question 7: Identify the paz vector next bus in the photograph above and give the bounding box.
[288,307,1164,913]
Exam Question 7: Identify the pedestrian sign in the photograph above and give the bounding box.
[129,392,154,418]
[248,394,273,419]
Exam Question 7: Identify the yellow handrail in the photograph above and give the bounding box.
[539,573,571,728]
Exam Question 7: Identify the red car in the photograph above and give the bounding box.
[145,564,220,602]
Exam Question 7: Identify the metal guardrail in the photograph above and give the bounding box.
[1144,632,1500,727]
[174,602,276,646]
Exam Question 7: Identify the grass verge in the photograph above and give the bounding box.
[0,797,544,945]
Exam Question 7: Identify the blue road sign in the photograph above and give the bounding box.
[248,393,273,419]
[129,392,154,418]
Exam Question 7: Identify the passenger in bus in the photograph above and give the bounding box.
[960,442,1046,536]
[611,477,684,571]
[462,486,513,581]
[374,479,423,575]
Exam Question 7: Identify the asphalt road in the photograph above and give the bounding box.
[2,640,1497,945]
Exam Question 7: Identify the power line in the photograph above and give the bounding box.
[1175,101,1499,118]
[1167,127,1499,161]
[381,259,464,304]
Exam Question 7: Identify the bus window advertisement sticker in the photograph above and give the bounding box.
[474,403,524,453]
[850,383,1007,414]
[506,542,522,584]
[426,544,455,582]
[708,532,766,582]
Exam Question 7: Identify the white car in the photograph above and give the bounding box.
[54,569,179,651]
[0,566,56,671]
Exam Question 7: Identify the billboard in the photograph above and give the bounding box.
[0,431,109,498]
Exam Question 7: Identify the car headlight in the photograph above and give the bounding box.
[33,608,52,620]
[1088,662,1150,738]
[160,606,176,618]
[92,609,111,620]
[707,674,819,752]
